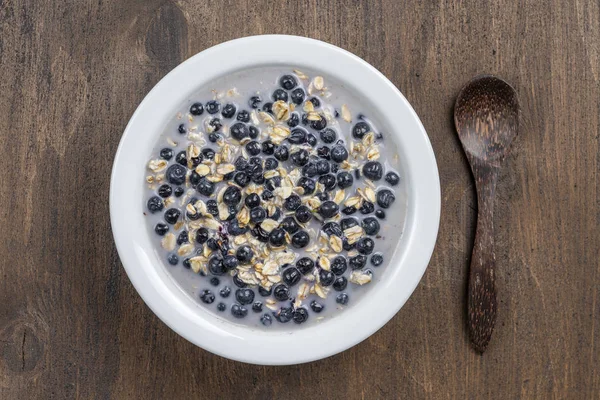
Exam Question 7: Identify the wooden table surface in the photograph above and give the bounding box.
[1,1,598,399]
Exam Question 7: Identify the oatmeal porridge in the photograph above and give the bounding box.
[143,67,407,327]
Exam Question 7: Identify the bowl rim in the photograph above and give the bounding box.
[110,34,440,365]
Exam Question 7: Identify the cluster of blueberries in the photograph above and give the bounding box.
[146,74,400,325]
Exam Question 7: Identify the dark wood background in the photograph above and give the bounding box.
[1,0,598,398]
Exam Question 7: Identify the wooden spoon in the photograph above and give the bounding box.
[454,75,519,353]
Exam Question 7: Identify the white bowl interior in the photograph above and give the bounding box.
[110,35,440,365]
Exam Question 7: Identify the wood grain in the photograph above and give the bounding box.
[0,0,598,399]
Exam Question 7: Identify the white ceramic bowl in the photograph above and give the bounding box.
[110,35,440,365]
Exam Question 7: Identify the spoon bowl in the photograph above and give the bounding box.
[454,75,519,353]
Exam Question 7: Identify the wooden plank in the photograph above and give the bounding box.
[0,0,598,398]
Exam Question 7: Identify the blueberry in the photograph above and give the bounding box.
[330,162,339,173]
[280,74,297,90]
[206,100,220,114]
[196,178,215,196]
[359,201,375,215]
[234,156,249,171]
[235,288,255,305]
[208,132,221,143]
[221,103,236,118]
[370,253,383,267]
[280,216,300,234]
[249,95,262,109]
[375,209,386,219]
[289,127,307,144]
[291,230,310,248]
[159,148,173,160]
[352,121,371,139]
[181,258,192,270]
[166,164,187,185]
[252,301,263,312]
[163,208,180,224]
[362,217,380,235]
[222,255,239,271]
[208,256,226,275]
[362,161,383,181]
[318,174,337,191]
[206,200,219,216]
[252,172,265,185]
[287,112,300,128]
[175,151,187,166]
[282,267,301,286]
[385,171,400,186]
[315,159,330,175]
[221,186,241,206]
[295,205,312,223]
[236,109,250,122]
[290,149,309,166]
[252,225,270,242]
[269,228,286,247]
[230,122,249,141]
[176,230,189,245]
[190,102,204,116]
[273,284,290,301]
[284,194,302,211]
[332,276,347,291]
[231,304,248,318]
[331,256,347,275]
[236,245,254,263]
[200,289,215,304]
[336,293,349,305]
[302,162,318,178]
[318,200,339,218]
[319,269,335,286]
[377,189,396,209]
[241,140,259,156]
[217,303,226,312]
[233,171,250,187]
[174,187,184,197]
[209,117,222,132]
[356,237,375,255]
[249,125,259,139]
[155,182,172,199]
[206,238,219,251]
[310,300,324,313]
[262,102,273,114]
[272,88,288,102]
[218,286,231,298]
[178,124,186,134]
[257,286,272,298]
[297,176,316,195]
[167,254,179,265]
[293,307,309,324]
[301,113,308,125]
[201,148,215,160]
[275,307,294,323]
[245,193,261,208]
[209,277,220,286]
[250,207,266,223]
[320,128,336,144]
[261,140,276,155]
[330,145,349,163]
[233,273,247,288]
[340,217,358,231]
[342,206,358,216]
[260,314,272,326]
[296,257,315,275]
[322,221,343,237]
[310,115,327,130]
[290,88,305,104]
[188,170,202,186]
[349,254,367,270]
[264,157,278,170]
[307,133,317,147]
[337,171,354,189]
[317,146,331,160]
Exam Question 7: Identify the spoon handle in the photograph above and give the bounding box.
[468,170,498,353]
